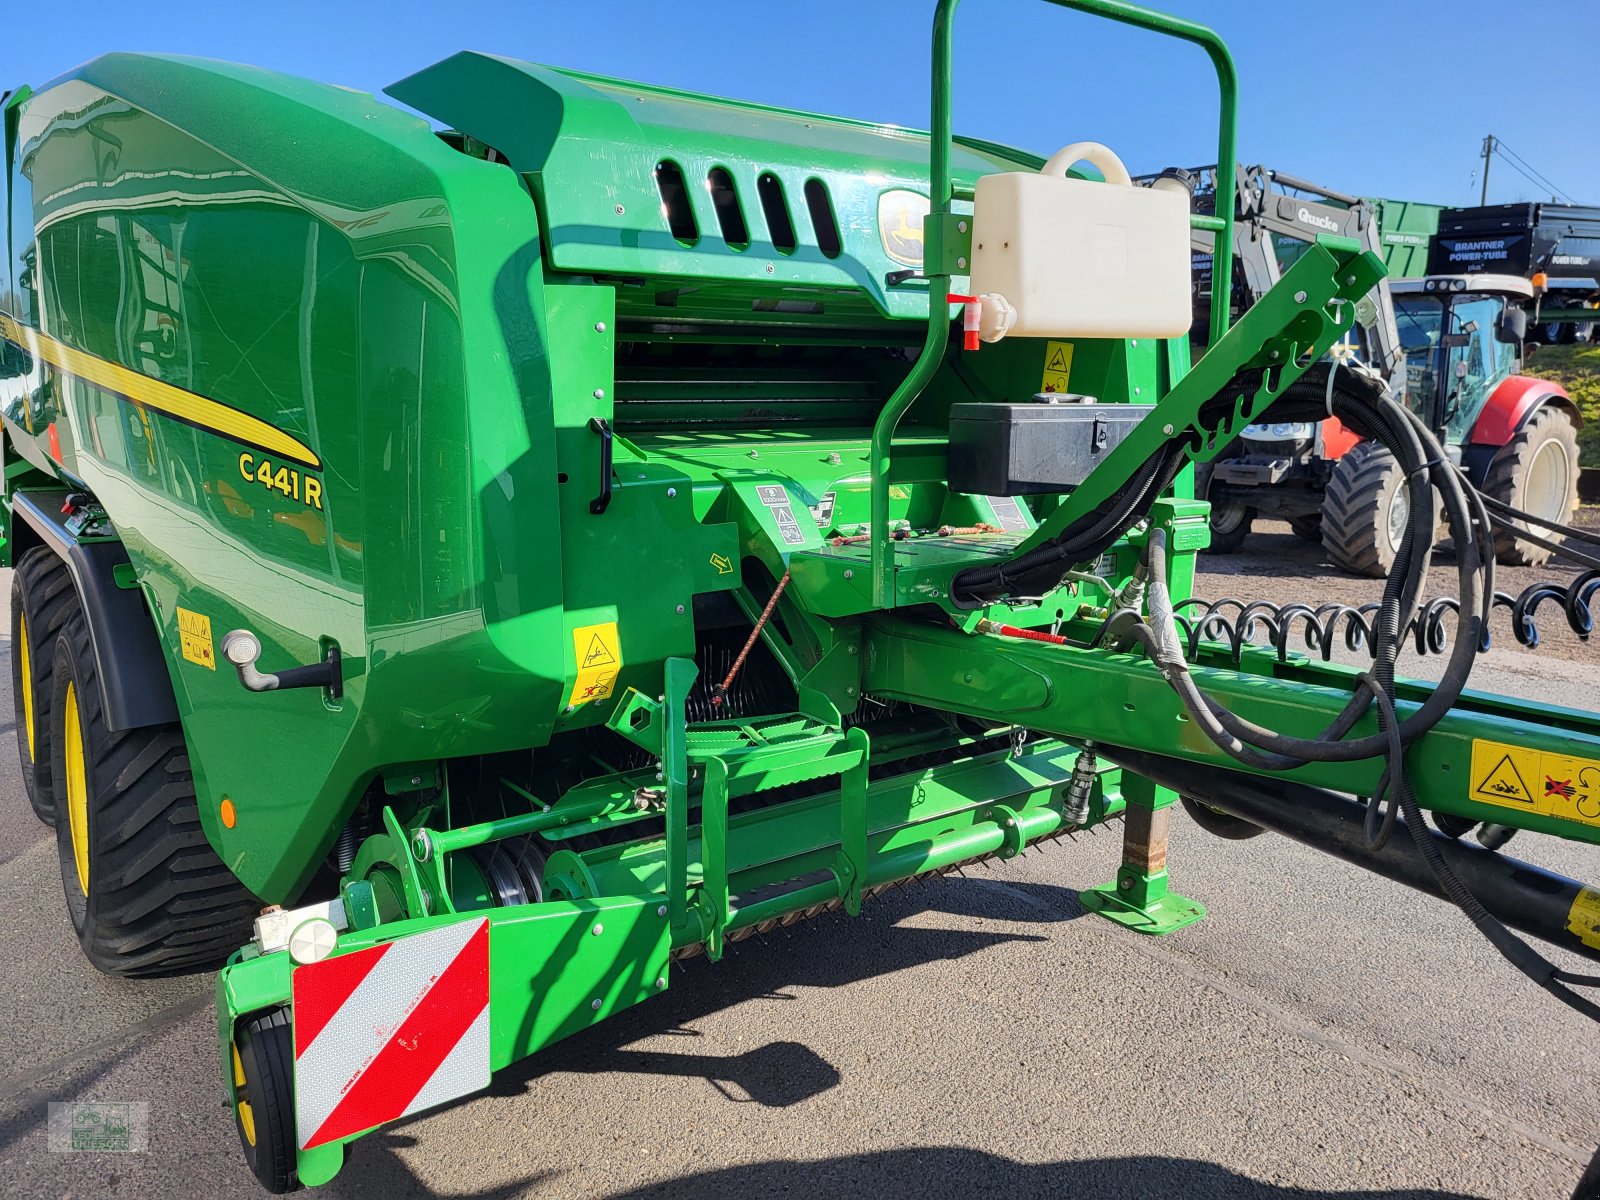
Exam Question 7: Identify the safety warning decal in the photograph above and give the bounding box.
[1568,886,1600,951]
[987,496,1029,532]
[293,918,489,1149]
[569,621,622,707]
[1468,738,1600,828]
[755,484,806,546]
[1039,340,1074,394]
[176,607,215,670]
[810,491,836,529]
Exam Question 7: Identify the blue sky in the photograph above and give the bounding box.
[11,0,1597,208]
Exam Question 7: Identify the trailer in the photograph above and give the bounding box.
[5,3,1600,1196]
[1433,201,1600,342]
[1369,194,1443,278]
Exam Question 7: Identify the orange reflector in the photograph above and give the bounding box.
[220,798,237,828]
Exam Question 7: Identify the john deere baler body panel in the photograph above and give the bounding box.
[0,53,1059,901]
[3,56,578,896]
[387,53,1040,321]
[10,6,1600,1190]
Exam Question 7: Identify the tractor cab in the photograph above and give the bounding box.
[1390,274,1531,445]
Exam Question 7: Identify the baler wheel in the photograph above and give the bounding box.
[232,1007,302,1194]
[48,610,258,976]
[10,547,78,823]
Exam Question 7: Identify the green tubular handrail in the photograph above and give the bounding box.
[867,0,1239,607]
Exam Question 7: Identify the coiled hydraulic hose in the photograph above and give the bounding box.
[1096,377,1600,1019]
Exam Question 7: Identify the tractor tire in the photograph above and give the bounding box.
[49,608,258,977]
[1321,442,1409,578]
[232,1007,303,1194]
[1287,514,1323,544]
[11,547,77,823]
[1484,404,1580,567]
[1206,502,1254,553]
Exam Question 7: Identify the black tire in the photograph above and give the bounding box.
[1180,796,1265,841]
[1321,442,1409,578]
[1197,462,1253,554]
[11,547,77,823]
[1287,514,1322,544]
[50,609,258,976]
[1207,502,1254,553]
[1485,405,1580,567]
[232,1007,302,1194]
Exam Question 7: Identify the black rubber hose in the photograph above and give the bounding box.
[951,441,1185,605]
[1102,744,1600,969]
[1477,490,1600,549]
[1191,397,1487,760]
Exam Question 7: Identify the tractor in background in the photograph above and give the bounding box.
[1176,166,1577,574]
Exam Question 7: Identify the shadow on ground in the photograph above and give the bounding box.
[321,1142,1495,1200]
[601,1148,1488,1200]
[477,876,1085,1110]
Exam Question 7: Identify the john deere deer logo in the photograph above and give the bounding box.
[878,189,930,268]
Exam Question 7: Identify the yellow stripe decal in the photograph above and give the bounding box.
[0,313,321,470]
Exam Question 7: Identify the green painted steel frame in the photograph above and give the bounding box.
[869,0,1240,605]
[214,734,1122,1185]
[865,616,1600,846]
[1015,235,1386,555]
[217,893,673,1189]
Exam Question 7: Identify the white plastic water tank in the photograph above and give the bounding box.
[969,142,1192,340]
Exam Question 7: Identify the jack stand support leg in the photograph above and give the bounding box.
[1080,772,1205,935]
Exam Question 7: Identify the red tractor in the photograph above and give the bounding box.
[1206,274,1578,574]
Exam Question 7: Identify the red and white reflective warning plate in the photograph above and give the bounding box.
[292,917,490,1149]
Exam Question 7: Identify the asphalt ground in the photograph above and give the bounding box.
[2,527,1598,1200]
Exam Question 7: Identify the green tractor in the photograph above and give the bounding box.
[4,3,1600,1195]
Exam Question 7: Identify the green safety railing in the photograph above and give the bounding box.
[868,0,1239,606]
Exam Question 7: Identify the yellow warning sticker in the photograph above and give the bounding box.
[176,607,215,670]
[1468,738,1600,828]
[1039,340,1075,394]
[568,621,622,707]
[1568,886,1600,950]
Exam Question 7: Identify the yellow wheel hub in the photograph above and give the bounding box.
[18,612,33,762]
[63,681,89,897]
[232,1043,257,1148]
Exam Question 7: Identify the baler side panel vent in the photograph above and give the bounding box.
[758,172,798,255]
[655,160,699,245]
[805,179,842,259]
[708,167,750,251]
